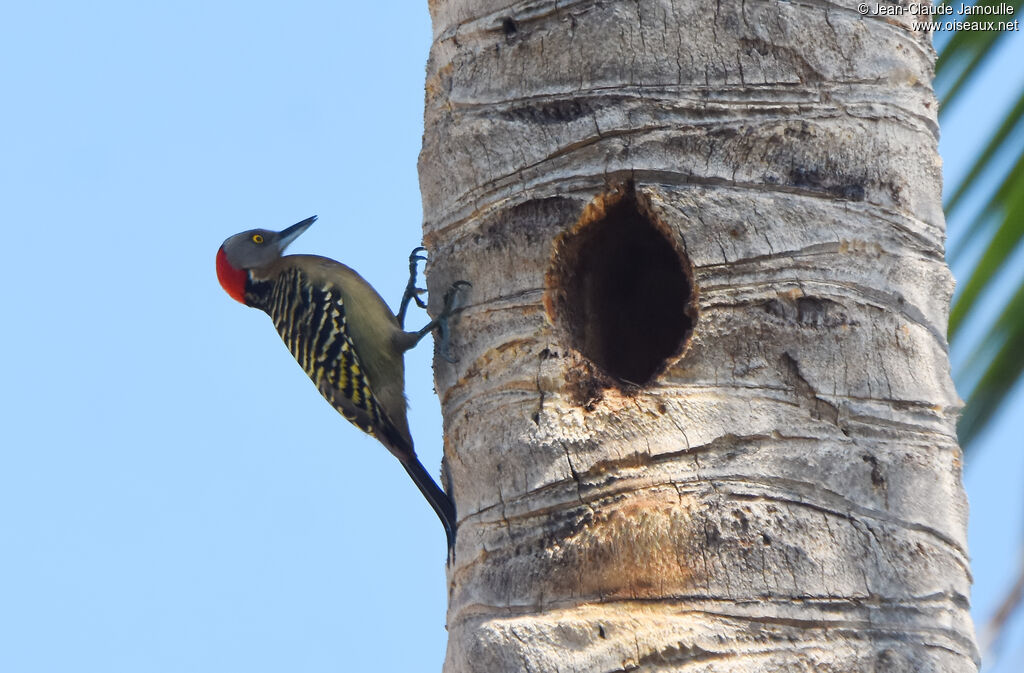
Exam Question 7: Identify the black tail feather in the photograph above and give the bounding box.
[400,454,457,553]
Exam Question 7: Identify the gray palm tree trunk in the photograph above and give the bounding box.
[419,1,979,670]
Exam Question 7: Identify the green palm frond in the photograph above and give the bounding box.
[944,89,1024,226]
[936,0,1023,109]
[936,3,1024,449]
[947,152,1024,341]
[958,280,1024,447]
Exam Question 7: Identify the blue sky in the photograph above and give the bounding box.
[1,4,1021,671]
[940,22,1024,669]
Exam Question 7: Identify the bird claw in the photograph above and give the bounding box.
[398,247,430,328]
[437,281,471,363]
[443,280,472,309]
[409,247,428,267]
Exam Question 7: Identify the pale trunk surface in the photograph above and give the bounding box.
[419,1,978,671]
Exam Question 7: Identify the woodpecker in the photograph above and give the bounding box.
[216,216,466,552]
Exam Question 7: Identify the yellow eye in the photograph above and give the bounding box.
[252,234,264,244]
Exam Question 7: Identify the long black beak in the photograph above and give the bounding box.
[277,215,317,252]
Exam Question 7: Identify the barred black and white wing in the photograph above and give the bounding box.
[242,256,456,551]
[259,267,409,454]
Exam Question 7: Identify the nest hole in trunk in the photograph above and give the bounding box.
[548,191,695,386]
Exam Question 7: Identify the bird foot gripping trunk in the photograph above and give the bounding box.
[412,280,473,363]
[397,246,429,329]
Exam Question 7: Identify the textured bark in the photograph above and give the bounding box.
[419,1,978,671]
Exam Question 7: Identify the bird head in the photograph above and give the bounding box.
[216,215,316,304]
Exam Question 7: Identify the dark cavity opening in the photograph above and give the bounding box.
[502,18,518,37]
[551,193,694,386]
